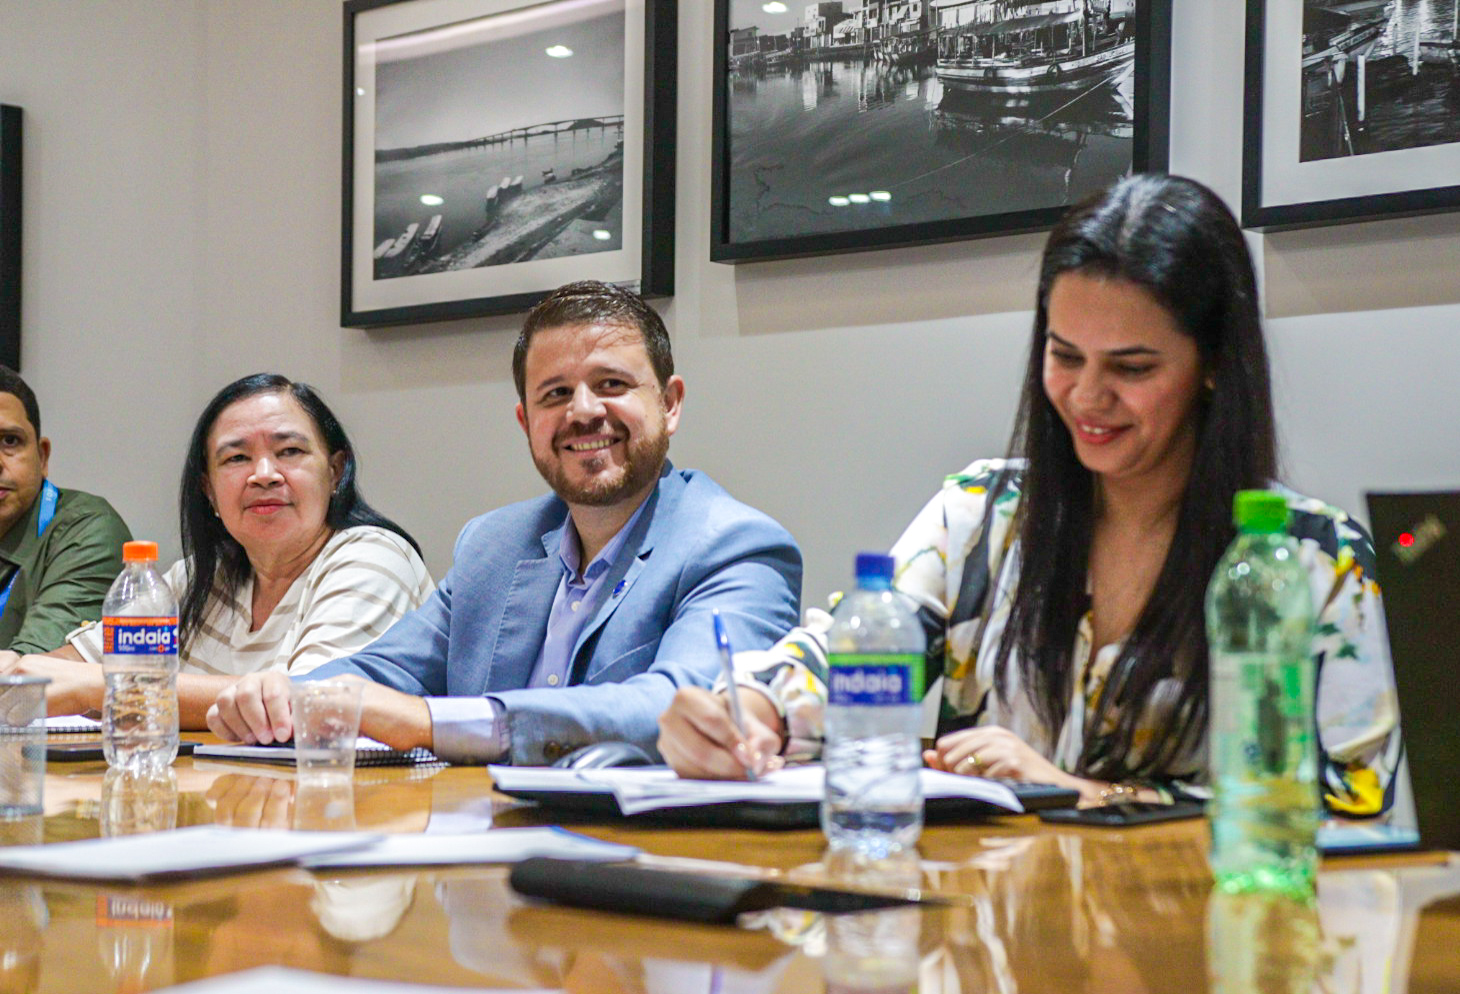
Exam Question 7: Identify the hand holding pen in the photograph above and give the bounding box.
[713,609,758,782]
[654,614,786,780]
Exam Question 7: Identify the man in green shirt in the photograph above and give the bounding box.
[0,367,130,654]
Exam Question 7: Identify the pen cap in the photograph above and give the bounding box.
[712,609,731,648]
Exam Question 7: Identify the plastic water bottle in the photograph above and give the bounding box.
[102,541,179,773]
[822,552,926,857]
[96,892,176,993]
[822,847,921,994]
[1205,490,1319,895]
[101,768,178,837]
[1206,888,1320,994]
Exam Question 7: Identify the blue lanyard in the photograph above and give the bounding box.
[0,479,60,620]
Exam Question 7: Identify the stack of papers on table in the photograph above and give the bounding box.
[491,764,1022,817]
[300,827,636,870]
[0,825,636,882]
[152,966,553,994]
[44,714,101,734]
[0,826,382,882]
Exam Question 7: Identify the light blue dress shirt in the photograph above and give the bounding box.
[306,464,804,765]
[426,500,649,763]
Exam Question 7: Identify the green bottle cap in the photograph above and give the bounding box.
[1233,489,1288,533]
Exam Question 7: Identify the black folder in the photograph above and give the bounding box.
[508,857,933,924]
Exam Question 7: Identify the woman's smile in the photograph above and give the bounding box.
[1043,272,1203,487]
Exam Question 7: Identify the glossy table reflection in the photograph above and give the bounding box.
[1,747,1456,993]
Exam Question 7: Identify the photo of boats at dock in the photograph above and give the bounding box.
[723,0,1140,244]
[1302,0,1460,161]
[370,3,625,281]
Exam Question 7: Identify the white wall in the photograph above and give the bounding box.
[0,0,207,554]
[1,0,1457,607]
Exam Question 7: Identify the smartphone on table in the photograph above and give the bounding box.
[1037,800,1205,827]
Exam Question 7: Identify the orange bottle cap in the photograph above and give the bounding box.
[122,541,159,562]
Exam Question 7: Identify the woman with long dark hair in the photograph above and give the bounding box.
[658,175,1398,813]
[11,374,433,727]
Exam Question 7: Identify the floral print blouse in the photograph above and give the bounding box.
[733,459,1401,815]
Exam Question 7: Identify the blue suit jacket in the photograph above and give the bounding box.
[309,464,802,764]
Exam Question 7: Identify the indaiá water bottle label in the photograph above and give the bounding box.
[102,617,179,655]
[827,653,923,705]
[97,895,173,925]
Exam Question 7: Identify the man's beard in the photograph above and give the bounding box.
[534,419,669,508]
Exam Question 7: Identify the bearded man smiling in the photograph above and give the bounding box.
[209,281,802,766]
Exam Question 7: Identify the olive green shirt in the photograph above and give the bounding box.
[0,485,131,654]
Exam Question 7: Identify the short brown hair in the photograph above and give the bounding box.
[512,281,673,402]
[0,365,40,435]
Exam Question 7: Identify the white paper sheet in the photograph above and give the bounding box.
[0,825,382,882]
[44,714,101,732]
[300,827,637,869]
[920,770,1023,808]
[490,764,1023,816]
[150,965,558,994]
[489,765,618,792]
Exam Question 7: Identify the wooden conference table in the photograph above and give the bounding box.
[4,744,1457,994]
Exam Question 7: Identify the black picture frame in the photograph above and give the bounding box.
[342,0,676,328]
[0,105,20,370]
[710,0,1171,264]
[1243,0,1460,232]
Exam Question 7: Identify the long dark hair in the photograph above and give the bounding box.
[997,174,1278,781]
[178,373,421,655]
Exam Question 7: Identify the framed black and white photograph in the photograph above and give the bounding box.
[0,105,20,370]
[342,0,675,327]
[1243,0,1460,231]
[711,0,1172,264]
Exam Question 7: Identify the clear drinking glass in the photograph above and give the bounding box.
[290,681,364,775]
[0,675,48,820]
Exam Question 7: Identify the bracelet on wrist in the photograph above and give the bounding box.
[1098,782,1139,806]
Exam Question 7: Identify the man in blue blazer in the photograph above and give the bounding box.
[207,281,802,765]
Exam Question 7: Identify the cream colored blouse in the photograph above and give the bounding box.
[68,526,433,677]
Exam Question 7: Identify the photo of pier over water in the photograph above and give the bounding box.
[370,0,625,281]
[723,0,1140,245]
[1302,0,1460,162]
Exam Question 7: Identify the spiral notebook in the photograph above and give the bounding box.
[44,714,103,735]
[193,736,441,767]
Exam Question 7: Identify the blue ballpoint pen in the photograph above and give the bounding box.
[712,609,757,782]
